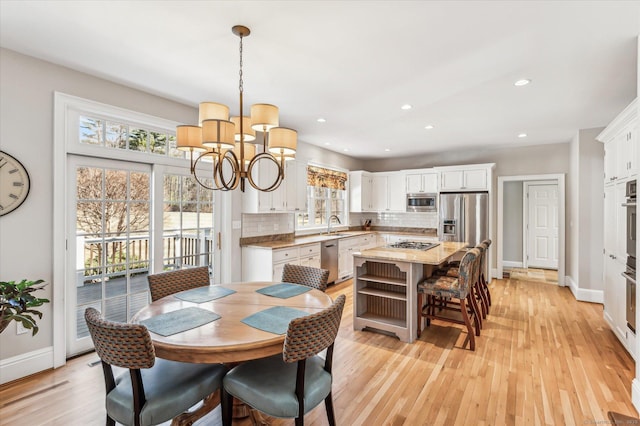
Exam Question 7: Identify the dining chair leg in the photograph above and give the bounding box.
[106,415,115,426]
[221,387,233,426]
[295,416,304,426]
[325,393,336,426]
[476,281,488,319]
[459,297,475,351]
[467,294,481,337]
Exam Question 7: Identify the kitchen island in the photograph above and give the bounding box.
[353,241,467,343]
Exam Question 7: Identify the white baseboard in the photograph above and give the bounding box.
[565,276,604,304]
[0,346,54,385]
[503,261,523,268]
[633,378,640,414]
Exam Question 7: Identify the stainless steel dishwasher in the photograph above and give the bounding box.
[321,239,339,284]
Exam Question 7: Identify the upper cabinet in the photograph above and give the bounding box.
[436,164,494,192]
[405,169,438,193]
[350,171,405,213]
[244,159,307,213]
[598,98,638,185]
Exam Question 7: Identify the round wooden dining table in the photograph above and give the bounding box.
[130,281,334,364]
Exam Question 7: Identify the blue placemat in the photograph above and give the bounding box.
[256,283,311,299]
[241,306,309,335]
[174,286,236,303]
[140,306,220,337]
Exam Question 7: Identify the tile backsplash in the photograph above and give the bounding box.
[242,213,295,238]
[350,211,438,230]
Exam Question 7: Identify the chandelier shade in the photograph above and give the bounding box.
[176,125,206,152]
[268,127,297,157]
[250,104,279,131]
[231,116,256,142]
[202,119,235,149]
[177,25,295,192]
[199,102,230,124]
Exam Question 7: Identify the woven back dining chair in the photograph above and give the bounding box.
[147,266,210,302]
[281,263,330,292]
[417,248,482,351]
[84,307,226,426]
[221,294,346,426]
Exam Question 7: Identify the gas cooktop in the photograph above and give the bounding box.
[387,241,439,251]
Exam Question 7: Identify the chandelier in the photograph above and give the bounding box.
[176,25,297,192]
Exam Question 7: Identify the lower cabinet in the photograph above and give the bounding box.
[353,257,424,343]
[242,243,321,282]
[337,233,382,282]
[603,254,635,359]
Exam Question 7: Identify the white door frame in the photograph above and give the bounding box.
[497,174,565,285]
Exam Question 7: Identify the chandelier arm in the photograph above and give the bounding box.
[192,152,224,191]
[217,150,241,191]
[247,152,284,192]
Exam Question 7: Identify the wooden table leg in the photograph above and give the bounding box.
[171,390,220,426]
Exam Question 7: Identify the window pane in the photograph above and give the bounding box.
[129,202,150,232]
[129,128,148,152]
[104,202,127,233]
[168,135,183,158]
[150,131,167,155]
[105,170,127,200]
[79,116,103,146]
[77,202,103,234]
[105,122,127,149]
[181,176,198,204]
[130,172,150,201]
[77,167,103,200]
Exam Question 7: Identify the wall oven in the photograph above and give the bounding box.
[624,180,636,333]
[407,193,437,212]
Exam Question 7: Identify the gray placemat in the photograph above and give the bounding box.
[256,283,312,299]
[174,286,236,303]
[140,306,220,337]
[241,306,309,335]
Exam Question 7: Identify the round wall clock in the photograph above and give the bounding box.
[0,150,31,216]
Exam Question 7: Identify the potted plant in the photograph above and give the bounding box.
[0,279,49,336]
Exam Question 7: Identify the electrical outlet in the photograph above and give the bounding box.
[16,322,28,335]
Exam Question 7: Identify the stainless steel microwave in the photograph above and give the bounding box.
[406,193,437,212]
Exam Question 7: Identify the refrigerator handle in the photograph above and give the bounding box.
[459,196,465,243]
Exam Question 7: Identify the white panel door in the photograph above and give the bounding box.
[526,184,559,269]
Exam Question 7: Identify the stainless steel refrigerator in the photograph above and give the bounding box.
[439,192,489,247]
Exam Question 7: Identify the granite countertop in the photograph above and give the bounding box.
[354,241,468,265]
[240,228,438,250]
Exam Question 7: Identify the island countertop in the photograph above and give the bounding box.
[355,241,468,265]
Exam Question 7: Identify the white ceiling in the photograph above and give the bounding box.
[1,1,638,159]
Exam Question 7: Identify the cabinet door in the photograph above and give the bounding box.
[387,173,406,211]
[284,160,306,212]
[463,169,488,190]
[273,261,287,282]
[603,185,616,256]
[406,173,423,193]
[603,255,626,340]
[623,123,637,177]
[258,160,286,211]
[370,175,388,211]
[604,139,618,184]
[440,170,464,191]
[422,173,438,193]
[615,182,627,261]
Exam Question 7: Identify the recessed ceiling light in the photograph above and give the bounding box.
[401,104,412,110]
[343,148,349,152]
[324,142,331,146]
[518,133,527,138]
[514,79,531,87]
[384,148,391,152]
[317,118,326,123]
[424,124,434,130]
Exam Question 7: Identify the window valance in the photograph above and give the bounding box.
[307,165,347,190]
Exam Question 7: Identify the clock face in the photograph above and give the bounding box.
[0,151,31,216]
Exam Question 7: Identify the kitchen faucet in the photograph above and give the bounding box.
[327,215,341,234]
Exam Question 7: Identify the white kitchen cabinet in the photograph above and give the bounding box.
[242,243,321,282]
[370,174,388,211]
[603,254,630,355]
[251,159,307,212]
[439,168,487,191]
[405,169,438,194]
[349,171,374,212]
[599,99,637,184]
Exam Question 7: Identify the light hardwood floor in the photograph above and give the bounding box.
[0,277,636,426]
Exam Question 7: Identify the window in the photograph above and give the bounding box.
[162,174,215,271]
[296,165,348,230]
[79,115,182,158]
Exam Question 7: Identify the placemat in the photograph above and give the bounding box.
[140,306,220,337]
[174,286,236,303]
[256,283,311,299]
[241,306,310,335]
